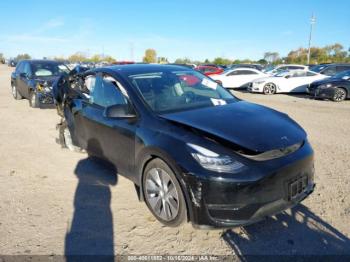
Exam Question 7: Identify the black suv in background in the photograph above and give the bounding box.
[310,63,350,76]
[11,60,70,108]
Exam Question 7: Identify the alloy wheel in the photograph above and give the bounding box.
[145,167,179,221]
[333,88,346,102]
[264,83,276,95]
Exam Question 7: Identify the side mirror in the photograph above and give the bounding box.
[103,104,136,119]
[285,75,291,79]
[19,72,28,78]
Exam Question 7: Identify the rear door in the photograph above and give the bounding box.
[15,62,27,97]
[73,73,137,176]
[20,62,33,98]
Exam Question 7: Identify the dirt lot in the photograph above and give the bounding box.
[0,64,349,257]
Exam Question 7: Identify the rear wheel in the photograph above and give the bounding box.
[11,84,23,100]
[29,91,40,108]
[332,88,347,102]
[263,83,277,95]
[143,158,187,227]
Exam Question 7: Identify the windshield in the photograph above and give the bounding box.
[128,70,237,114]
[332,70,350,79]
[274,70,290,77]
[310,64,327,73]
[32,62,70,77]
[263,65,275,72]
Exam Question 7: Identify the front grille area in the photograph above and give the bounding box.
[287,176,308,201]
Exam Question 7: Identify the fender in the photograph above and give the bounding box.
[135,146,194,222]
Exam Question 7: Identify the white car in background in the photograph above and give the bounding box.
[264,64,308,75]
[248,70,328,94]
[210,68,267,89]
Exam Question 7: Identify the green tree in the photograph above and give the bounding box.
[157,57,168,64]
[104,55,117,63]
[68,52,88,63]
[143,49,157,63]
[264,52,280,64]
[174,57,192,64]
[16,53,31,60]
[212,57,232,65]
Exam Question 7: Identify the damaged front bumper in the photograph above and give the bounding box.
[38,91,54,104]
[182,142,315,229]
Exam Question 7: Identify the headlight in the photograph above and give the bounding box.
[187,143,245,173]
[319,83,332,89]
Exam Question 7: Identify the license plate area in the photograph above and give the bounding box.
[287,176,308,201]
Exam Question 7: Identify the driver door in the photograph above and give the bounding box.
[73,73,137,177]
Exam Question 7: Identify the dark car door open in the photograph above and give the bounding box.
[74,73,137,177]
[17,62,32,98]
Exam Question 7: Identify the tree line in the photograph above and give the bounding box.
[174,43,350,65]
[1,43,349,65]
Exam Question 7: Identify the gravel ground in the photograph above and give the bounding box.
[0,64,349,258]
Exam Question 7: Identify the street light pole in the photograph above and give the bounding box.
[307,14,316,64]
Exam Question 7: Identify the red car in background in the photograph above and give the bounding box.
[196,65,224,76]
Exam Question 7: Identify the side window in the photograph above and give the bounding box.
[292,71,306,77]
[89,74,128,107]
[306,71,316,76]
[336,66,350,73]
[23,63,32,77]
[241,70,257,75]
[322,66,336,76]
[227,70,239,76]
[16,62,24,73]
[289,66,304,70]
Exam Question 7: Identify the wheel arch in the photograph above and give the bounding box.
[135,147,192,222]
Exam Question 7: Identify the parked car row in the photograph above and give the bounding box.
[10,60,316,228]
[196,63,350,102]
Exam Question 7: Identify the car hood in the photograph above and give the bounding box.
[161,101,306,153]
[312,77,345,86]
[252,76,280,83]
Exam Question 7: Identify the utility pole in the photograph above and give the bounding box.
[307,14,316,64]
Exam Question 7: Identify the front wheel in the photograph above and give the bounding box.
[143,158,187,227]
[11,84,23,100]
[332,88,347,102]
[29,91,40,108]
[263,83,277,95]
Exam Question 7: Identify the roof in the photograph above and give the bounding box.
[99,64,193,76]
[20,59,62,64]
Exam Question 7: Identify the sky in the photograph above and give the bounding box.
[0,0,349,62]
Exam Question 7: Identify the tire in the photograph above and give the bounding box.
[143,158,187,227]
[29,91,40,108]
[332,87,347,102]
[11,84,23,100]
[263,83,277,95]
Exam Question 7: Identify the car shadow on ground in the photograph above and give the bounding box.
[222,204,350,259]
[65,139,118,261]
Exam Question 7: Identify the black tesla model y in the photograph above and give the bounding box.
[53,64,315,228]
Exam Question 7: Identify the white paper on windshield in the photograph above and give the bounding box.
[210,98,227,106]
[201,78,218,89]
